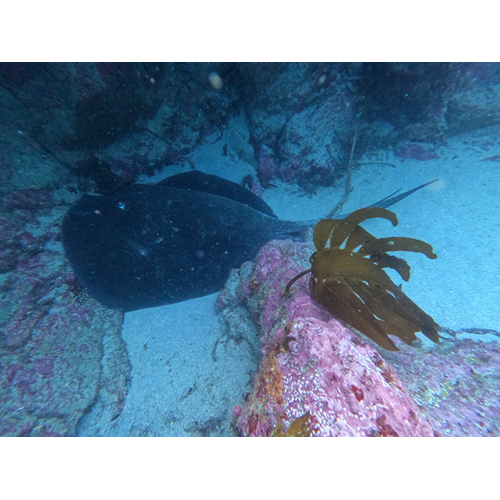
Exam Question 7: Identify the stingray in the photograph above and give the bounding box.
[61,171,437,312]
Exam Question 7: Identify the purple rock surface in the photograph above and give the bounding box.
[0,193,129,436]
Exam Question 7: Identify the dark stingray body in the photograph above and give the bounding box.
[62,172,309,312]
[158,170,277,218]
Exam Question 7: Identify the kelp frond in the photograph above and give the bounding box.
[285,207,441,351]
[272,412,311,437]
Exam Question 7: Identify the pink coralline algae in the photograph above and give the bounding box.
[0,266,126,436]
[380,335,500,437]
[221,240,435,436]
[249,180,264,199]
[257,145,278,185]
[222,239,500,437]
[0,198,129,436]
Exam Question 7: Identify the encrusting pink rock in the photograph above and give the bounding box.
[219,239,435,436]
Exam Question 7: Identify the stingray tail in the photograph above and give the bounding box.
[368,179,439,209]
[278,179,439,240]
[274,219,320,241]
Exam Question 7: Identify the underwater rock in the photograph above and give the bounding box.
[0,251,128,436]
[226,239,500,437]
[395,142,440,161]
[380,335,500,437]
[0,199,129,436]
[222,240,435,436]
[257,145,278,186]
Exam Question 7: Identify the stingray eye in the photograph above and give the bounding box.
[118,202,125,210]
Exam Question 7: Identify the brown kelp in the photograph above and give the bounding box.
[285,207,441,351]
